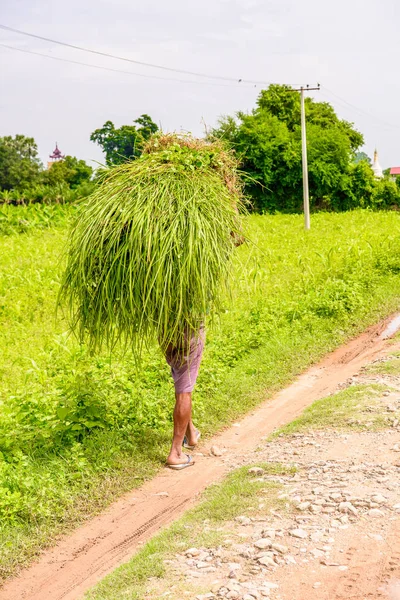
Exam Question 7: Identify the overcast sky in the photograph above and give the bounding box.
[1,0,399,169]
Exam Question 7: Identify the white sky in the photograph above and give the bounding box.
[1,0,399,169]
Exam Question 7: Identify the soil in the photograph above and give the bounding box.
[0,315,399,600]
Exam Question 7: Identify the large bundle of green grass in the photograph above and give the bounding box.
[59,134,244,358]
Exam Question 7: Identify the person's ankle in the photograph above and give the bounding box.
[168,445,183,460]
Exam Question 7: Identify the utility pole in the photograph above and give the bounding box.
[291,84,320,230]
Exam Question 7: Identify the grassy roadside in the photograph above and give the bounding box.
[1,210,400,578]
[275,384,391,435]
[275,352,400,436]
[85,463,295,600]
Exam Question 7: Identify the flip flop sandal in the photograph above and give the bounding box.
[183,429,201,450]
[166,454,195,470]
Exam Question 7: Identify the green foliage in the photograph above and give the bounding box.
[90,114,159,166]
[0,180,95,206]
[373,178,400,208]
[354,151,372,165]
[0,135,95,205]
[211,84,374,212]
[1,210,400,577]
[0,135,42,192]
[256,84,301,130]
[59,136,244,357]
[0,204,71,235]
[43,156,93,189]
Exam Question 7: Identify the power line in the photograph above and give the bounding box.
[0,23,274,85]
[321,86,400,130]
[0,42,257,88]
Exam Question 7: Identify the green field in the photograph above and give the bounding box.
[1,207,400,578]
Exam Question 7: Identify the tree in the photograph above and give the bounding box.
[211,85,365,212]
[90,114,158,165]
[354,151,372,165]
[44,156,93,189]
[373,178,400,208]
[0,135,42,191]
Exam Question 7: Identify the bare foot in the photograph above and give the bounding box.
[166,450,192,466]
[185,425,200,447]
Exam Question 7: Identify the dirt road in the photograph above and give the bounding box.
[1,315,399,600]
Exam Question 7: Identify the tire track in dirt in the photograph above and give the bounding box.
[1,314,399,600]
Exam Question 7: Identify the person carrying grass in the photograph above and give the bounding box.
[59,133,244,471]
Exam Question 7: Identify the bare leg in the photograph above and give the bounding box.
[167,392,193,465]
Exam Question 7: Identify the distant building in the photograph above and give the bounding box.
[47,143,65,169]
[371,149,383,179]
[389,167,400,181]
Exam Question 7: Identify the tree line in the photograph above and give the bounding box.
[1,87,399,210]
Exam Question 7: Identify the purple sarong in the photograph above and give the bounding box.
[165,326,205,393]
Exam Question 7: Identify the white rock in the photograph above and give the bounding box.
[330,493,342,500]
[248,467,264,476]
[368,508,384,518]
[254,538,272,549]
[262,582,279,590]
[258,556,276,567]
[210,445,223,457]
[185,547,200,556]
[261,529,276,540]
[338,502,358,515]
[289,528,308,539]
[271,542,288,554]
[371,494,386,505]
[198,551,211,561]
